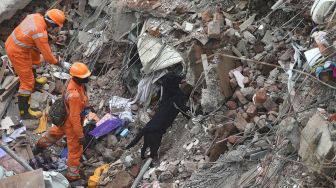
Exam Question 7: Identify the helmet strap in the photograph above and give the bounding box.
[44,15,58,28]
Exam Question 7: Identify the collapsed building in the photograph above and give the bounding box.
[0,0,336,187]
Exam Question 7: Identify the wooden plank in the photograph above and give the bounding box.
[0,56,8,84]
[4,77,19,91]
[0,92,13,120]
[0,77,19,102]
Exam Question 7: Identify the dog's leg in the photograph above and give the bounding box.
[126,130,144,149]
[141,135,148,159]
[149,133,163,159]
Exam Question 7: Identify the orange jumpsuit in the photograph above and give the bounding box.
[5,13,58,94]
[37,78,88,180]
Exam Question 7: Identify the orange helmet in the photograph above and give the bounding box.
[45,9,65,27]
[69,62,91,78]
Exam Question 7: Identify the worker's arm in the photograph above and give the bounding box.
[67,92,84,138]
[32,30,58,65]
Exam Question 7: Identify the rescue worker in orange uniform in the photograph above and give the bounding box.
[33,62,91,181]
[5,9,70,119]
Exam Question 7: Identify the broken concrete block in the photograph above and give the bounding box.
[241,87,255,99]
[239,14,256,31]
[277,117,300,150]
[234,113,248,131]
[183,161,198,172]
[262,30,273,45]
[183,21,194,32]
[243,31,257,44]
[0,0,32,24]
[299,112,335,172]
[207,20,221,38]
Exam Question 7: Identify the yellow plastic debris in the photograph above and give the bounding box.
[88,164,110,188]
[34,111,47,134]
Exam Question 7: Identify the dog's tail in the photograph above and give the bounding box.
[126,130,144,149]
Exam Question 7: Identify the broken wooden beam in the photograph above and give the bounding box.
[0,56,9,84]
[0,92,13,120]
[0,77,19,102]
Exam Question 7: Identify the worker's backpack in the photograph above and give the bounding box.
[48,80,70,127]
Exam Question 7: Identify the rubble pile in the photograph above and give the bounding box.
[2,0,336,187]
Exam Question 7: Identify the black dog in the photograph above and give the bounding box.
[126,72,190,159]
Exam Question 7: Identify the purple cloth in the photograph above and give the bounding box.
[89,117,122,138]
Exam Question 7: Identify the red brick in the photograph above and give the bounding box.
[246,104,257,117]
[129,164,140,177]
[226,101,237,110]
[235,90,248,105]
[255,88,267,104]
[227,135,242,144]
[230,78,238,89]
[234,113,248,131]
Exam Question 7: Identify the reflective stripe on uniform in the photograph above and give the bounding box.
[18,89,32,95]
[32,33,44,39]
[11,32,34,49]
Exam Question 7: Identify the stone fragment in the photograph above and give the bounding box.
[254,89,267,104]
[107,170,132,188]
[299,112,335,170]
[226,101,237,110]
[234,113,248,131]
[184,161,198,172]
[246,104,257,118]
[254,116,267,129]
[239,14,256,31]
[190,126,201,136]
[230,78,238,89]
[207,21,221,38]
[278,117,300,150]
[240,87,255,99]
[263,98,279,112]
[243,31,256,44]
[201,10,212,23]
[167,164,178,176]
[159,171,173,181]
[102,149,115,163]
[107,134,118,148]
[124,155,134,167]
[235,90,248,105]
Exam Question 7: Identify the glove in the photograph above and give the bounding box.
[59,61,71,70]
[79,137,85,145]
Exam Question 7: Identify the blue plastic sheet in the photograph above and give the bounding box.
[89,118,122,138]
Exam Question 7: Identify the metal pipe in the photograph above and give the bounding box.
[131,158,152,188]
[0,141,33,171]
